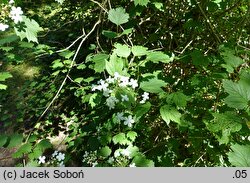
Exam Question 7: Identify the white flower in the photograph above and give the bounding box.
[38,156,46,164]
[0,23,9,31]
[92,161,98,167]
[114,72,120,80]
[10,7,23,23]
[106,76,115,84]
[83,151,89,157]
[106,96,119,109]
[114,150,121,157]
[121,94,129,102]
[129,78,138,89]
[119,76,130,87]
[107,157,114,164]
[92,80,109,92]
[52,151,58,158]
[9,0,15,4]
[55,0,65,4]
[98,80,109,90]
[59,161,65,167]
[140,92,149,103]
[103,88,112,97]
[92,84,102,91]
[248,136,250,141]
[123,115,135,127]
[142,92,149,100]
[129,163,136,167]
[117,112,125,122]
[56,152,65,161]
[121,149,130,157]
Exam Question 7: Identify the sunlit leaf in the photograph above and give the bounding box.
[114,43,131,58]
[140,77,167,93]
[223,80,250,109]
[160,105,182,125]
[132,46,148,56]
[134,0,150,6]
[108,7,129,26]
[14,16,43,43]
[227,144,250,167]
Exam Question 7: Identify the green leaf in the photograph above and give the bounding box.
[140,77,167,93]
[14,16,43,43]
[19,41,34,48]
[191,50,210,67]
[220,46,244,73]
[133,153,154,167]
[36,139,52,151]
[239,69,250,87]
[160,105,182,125]
[134,102,151,119]
[58,50,74,59]
[207,112,242,144]
[108,7,129,26]
[89,93,102,108]
[0,84,7,90]
[7,134,23,148]
[0,72,13,82]
[99,146,112,157]
[112,133,128,145]
[0,135,8,147]
[146,51,171,63]
[114,43,131,58]
[223,80,250,109]
[51,59,63,69]
[127,131,137,142]
[167,91,189,107]
[131,46,148,56]
[0,34,19,46]
[134,0,150,6]
[28,146,43,160]
[74,77,83,84]
[102,30,118,38]
[100,134,112,146]
[153,2,164,11]
[119,28,133,36]
[227,144,250,167]
[12,143,33,158]
[88,137,100,150]
[92,53,109,73]
[105,53,124,75]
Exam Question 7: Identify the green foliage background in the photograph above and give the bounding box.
[0,0,249,167]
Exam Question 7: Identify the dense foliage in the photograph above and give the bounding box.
[0,0,249,167]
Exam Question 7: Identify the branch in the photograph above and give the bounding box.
[195,0,222,43]
[36,20,101,123]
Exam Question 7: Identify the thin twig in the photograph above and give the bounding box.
[55,28,86,53]
[180,40,193,55]
[90,0,108,13]
[36,20,100,123]
[195,0,221,43]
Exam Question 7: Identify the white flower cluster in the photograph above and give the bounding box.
[140,92,149,104]
[92,72,139,110]
[38,151,65,167]
[112,147,136,167]
[0,23,9,31]
[10,6,23,24]
[116,112,135,127]
[241,136,250,141]
[83,151,98,167]
[0,1,23,32]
